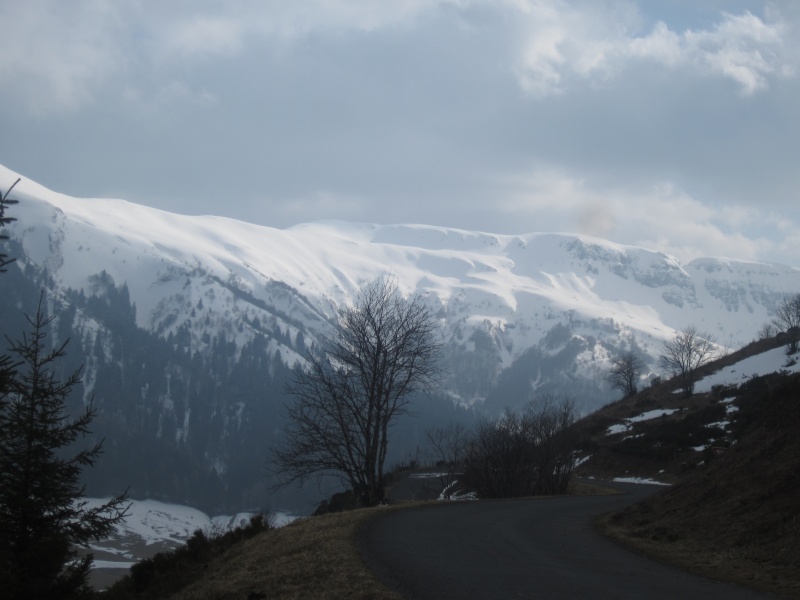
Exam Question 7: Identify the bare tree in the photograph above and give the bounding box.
[523,395,579,495]
[426,422,469,498]
[771,293,800,354]
[758,321,777,340]
[658,325,717,397]
[605,352,646,398]
[271,278,443,506]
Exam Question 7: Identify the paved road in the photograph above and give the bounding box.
[358,482,776,600]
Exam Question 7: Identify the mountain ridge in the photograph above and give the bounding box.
[4,162,799,402]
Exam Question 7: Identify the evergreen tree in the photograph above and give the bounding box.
[0,298,129,599]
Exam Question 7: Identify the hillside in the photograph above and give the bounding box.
[575,337,800,598]
[573,332,800,483]
[602,370,800,598]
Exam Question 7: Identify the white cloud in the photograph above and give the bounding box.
[645,11,788,95]
[498,165,794,264]
[163,16,246,59]
[0,1,125,113]
[155,81,218,108]
[148,0,462,48]
[512,3,795,96]
[3,1,795,113]
[511,1,628,96]
[625,22,682,67]
[119,81,218,114]
[0,0,467,113]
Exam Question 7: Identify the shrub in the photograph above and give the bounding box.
[461,395,578,498]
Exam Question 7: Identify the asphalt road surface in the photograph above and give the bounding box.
[358,481,776,600]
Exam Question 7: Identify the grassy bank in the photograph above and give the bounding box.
[104,506,408,600]
[597,515,799,600]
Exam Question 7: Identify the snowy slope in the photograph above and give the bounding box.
[694,347,800,394]
[2,163,799,406]
[82,497,297,572]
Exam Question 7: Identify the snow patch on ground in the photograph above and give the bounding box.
[93,560,136,570]
[573,454,591,468]
[613,477,671,486]
[630,409,680,422]
[438,481,478,501]
[694,347,800,394]
[605,408,679,436]
[606,423,632,435]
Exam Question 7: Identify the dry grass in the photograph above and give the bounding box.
[568,479,621,496]
[168,506,409,600]
[597,515,800,600]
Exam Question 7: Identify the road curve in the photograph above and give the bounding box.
[357,482,775,600]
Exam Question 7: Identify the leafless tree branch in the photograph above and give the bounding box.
[271,278,444,506]
[658,325,717,397]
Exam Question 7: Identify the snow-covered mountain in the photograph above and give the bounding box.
[3,164,798,400]
[2,163,799,511]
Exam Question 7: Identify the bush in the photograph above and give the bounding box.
[461,395,578,498]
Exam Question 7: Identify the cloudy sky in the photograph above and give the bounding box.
[1,1,799,266]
